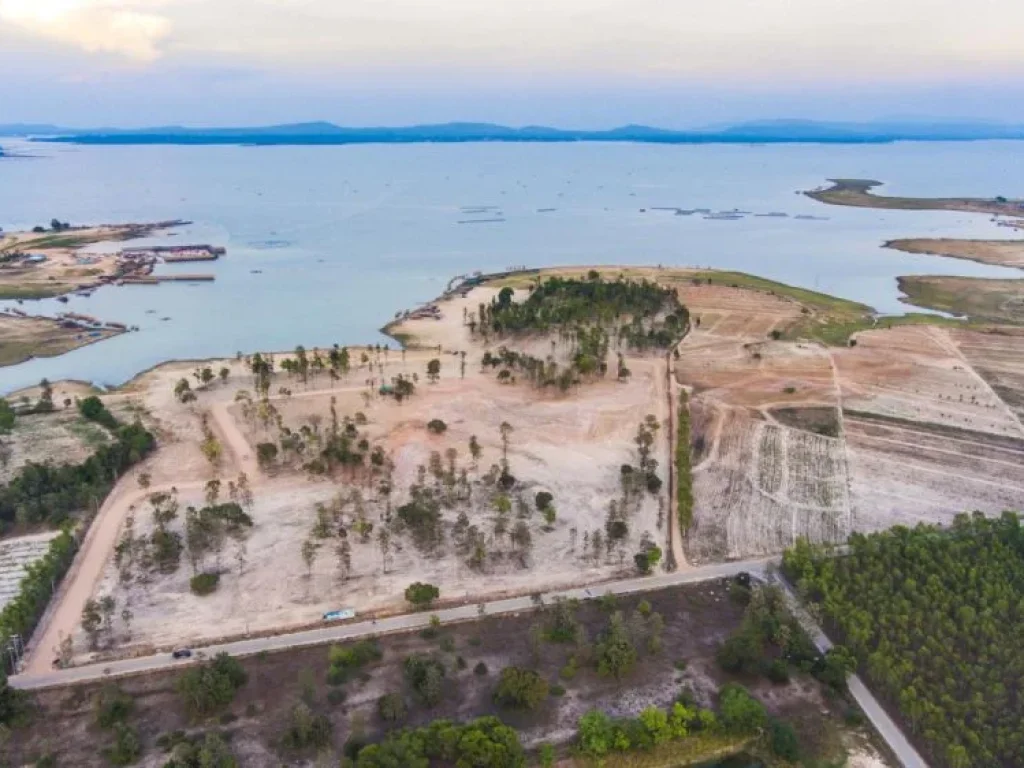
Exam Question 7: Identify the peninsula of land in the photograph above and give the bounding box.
[805,178,1024,273]
[806,178,1024,216]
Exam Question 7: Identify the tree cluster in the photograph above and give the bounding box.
[783,512,1024,768]
[351,715,525,768]
[176,653,248,720]
[0,528,77,649]
[0,415,154,531]
[472,275,688,353]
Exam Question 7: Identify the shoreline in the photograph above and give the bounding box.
[6,263,966,397]
[884,236,1024,270]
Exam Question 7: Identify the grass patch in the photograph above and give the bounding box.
[788,311,964,346]
[0,284,69,300]
[898,275,1024,326]
[67,419,112,449]
[577,733,751,768]
[687,270,871,316]
[676,390,694,532]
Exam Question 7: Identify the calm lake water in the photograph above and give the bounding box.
[1,139,1021,392]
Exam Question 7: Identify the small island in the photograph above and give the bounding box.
[806,178,1024,216]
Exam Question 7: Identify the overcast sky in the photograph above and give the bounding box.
[2,0,1024,127]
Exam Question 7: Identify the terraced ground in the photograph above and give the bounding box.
[673,280,1024,564]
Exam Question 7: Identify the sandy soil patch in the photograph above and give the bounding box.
[42,280,674,660]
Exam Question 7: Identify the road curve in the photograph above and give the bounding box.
[14,557,772,690]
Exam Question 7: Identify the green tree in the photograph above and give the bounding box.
[176,653,248,719]
[595,611,637,679]
[404,582,440,608]
[104,722,142,766]
[281,700,332,750]
[719,683,767,733]
[493,666,549,710]
[770,719,800,761]
[403,654,446,707]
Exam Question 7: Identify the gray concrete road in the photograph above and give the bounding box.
[13,557,772,690]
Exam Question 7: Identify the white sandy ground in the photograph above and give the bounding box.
[25,283,673,667]
[22,270,1024,669]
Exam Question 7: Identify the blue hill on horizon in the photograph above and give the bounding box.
[2,119,1024,145]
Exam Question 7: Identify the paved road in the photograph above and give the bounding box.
[775,576,930,768]
[13,558,772,690]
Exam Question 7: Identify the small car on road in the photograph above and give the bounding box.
[171,648,193,660]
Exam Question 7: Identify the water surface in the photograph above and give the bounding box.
[0,140,1021,391]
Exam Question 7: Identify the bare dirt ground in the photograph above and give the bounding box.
[0,531,61,610]
[951,327,1024,421]
[29,283,672,666]
[672,281,1024,563]
[25,266,1024,665]
[886,237,1024,270]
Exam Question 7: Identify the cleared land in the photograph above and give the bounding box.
[670,275,1024,563]
[952,327,1024,422]
[897,275,1024,325]
[0,407,113,486]
[0,313,121,367]
[806,178,1024,216]
[20,266,1024,670]
[886,237,1024,270]
[8,580,886,768]
[26,277,674,668]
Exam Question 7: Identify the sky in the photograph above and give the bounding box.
[2,0,1024,127]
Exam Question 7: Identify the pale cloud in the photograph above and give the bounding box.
[2,0,1024,78]
[0,0,171,61]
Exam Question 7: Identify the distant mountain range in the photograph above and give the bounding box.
[2,119,1024,145]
